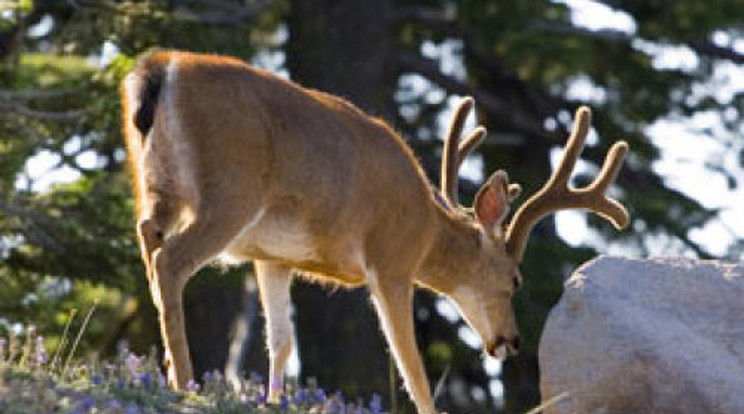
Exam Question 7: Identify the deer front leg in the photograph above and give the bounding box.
[369,278,436,414]
[255,261,295,403]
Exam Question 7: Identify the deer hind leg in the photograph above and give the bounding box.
[368,274,436,414]
[149,203,259,390]
[255,260,295,403]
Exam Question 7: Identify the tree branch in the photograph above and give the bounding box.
[171,0,277,26]
[688,40,744,65]
[397,50,559,140]
[533,21,744,65]
[0,102,85,121]
[0,88,79,101]
[0,198,62,252]
[394,5,569,129]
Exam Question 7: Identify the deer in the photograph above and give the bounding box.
[120,50,629,414]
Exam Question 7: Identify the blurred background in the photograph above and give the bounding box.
[1,0,743,413]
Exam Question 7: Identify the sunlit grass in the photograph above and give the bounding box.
[0,325,386,414]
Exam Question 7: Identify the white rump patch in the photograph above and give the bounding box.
[164,56,199,203]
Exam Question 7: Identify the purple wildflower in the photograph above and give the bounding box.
[125,354,141,377]
[280,395,289,410]
[323,397,346,414]
[186,379,200,393]
[255,392,267,405]
[158,373,167,388]
[124,403,140,414]
[369,394,383,414]
[75,396,96,413]
[314,388,327,403]
[293,389,309,405]
[35,336,47,365]
[138,372,152,388]
[107,399,123,410]
[91,375,103,386]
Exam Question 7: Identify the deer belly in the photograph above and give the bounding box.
[219,211,365,285]
[221,211,320,264]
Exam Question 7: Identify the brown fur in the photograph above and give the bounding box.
[121,50,627,414]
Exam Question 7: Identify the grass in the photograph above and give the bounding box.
[0,325,385,414]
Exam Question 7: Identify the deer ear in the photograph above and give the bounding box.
[474,171,511,236]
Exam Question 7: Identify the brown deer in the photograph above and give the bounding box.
[120,50,629,414]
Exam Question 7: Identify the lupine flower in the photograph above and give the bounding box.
[138,372,152,388]
[280,395,289,410]
[293,388,309,405]
[369,394,383,414]
[35,336,47,365]
[314,388,327,403]
[107,399,123,410]
[74,396,96,414]
[124,403,140,414]
[91,375,103,386]
[157,373,167,388]
[323,396,346,414]
[125,353,141,378]
[186,379,200,393]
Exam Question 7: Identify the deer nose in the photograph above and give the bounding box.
[487,335,520,358]
[508,336,521,355]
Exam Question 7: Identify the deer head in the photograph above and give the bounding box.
[432,98,629,358]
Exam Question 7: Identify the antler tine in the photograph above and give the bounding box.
[458,126,487,164]
[505,106,630,263]
[441,97,475,206]
[582,141,630,228]
[552,106,592,188]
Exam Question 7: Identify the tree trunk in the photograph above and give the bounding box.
[287,0,396,119]
[285,0,399,402]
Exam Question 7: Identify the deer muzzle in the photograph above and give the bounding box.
[487,335,520,359]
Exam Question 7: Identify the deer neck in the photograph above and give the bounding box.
[416,206,479,295]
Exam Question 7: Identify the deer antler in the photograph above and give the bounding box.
[505,106,630,263]
[441,97,487,207]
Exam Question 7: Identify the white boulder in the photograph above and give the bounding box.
[539,256,744,414]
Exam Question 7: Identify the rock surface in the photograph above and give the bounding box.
[539,256,744,414]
